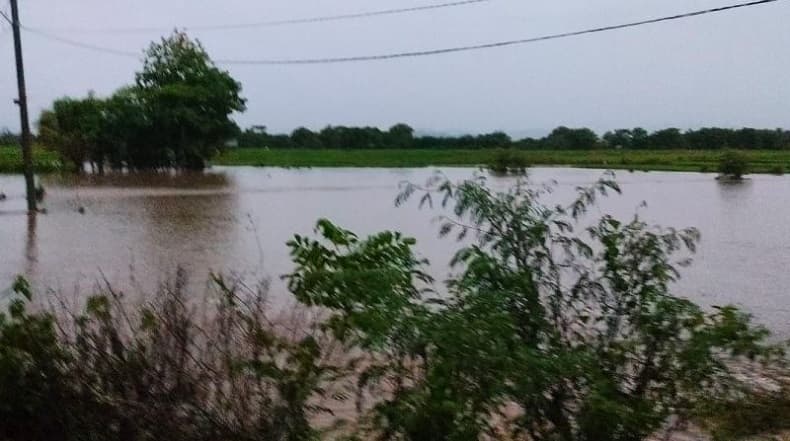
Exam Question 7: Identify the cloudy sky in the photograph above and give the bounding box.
[1,0,788,137]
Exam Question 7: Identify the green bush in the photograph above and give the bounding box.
[0,277,72,440]
[294,174,783,440]
[0,272,348,441]
[487,148,528,174]
[718,149,750,179]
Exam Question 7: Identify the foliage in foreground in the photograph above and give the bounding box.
[0,272,347,441]
[0,175,786,440]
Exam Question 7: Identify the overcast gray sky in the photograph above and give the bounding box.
[1,0,789,137]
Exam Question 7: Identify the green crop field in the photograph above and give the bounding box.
[215,148,790,174]
[0,145,61,174]
[4,146,790,174]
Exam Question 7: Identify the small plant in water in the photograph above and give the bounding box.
[487,148,528,175]
[718,149,749,180]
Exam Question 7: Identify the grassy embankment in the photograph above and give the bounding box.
[216,148,790,173]
[4,145,790,174]
[0,145,61,173]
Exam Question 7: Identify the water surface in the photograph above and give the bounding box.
[0,167,788,337]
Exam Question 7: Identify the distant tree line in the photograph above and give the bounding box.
[34,32,245,172]
[0,129,20,145]
[236,125,790,150]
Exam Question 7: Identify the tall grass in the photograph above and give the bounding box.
[0,272,353,441]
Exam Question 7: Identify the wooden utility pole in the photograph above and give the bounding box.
[9,0,37,212]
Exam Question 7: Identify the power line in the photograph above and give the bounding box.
[23,27,140,57]
[22,0,785,65]
[1,5,14,36]
[0,9,11,25]
[216,0,785,64]
[28,0,492,33]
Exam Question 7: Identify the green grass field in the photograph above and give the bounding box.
[215,148,790,174]
[3,146,790,174]
[0,145,61,174]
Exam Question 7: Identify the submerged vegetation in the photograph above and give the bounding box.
[717,149,750,180]
[1,176,786,440]
[487,148,529,174]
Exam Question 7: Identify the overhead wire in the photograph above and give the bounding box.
[19,0,786,65]
[23,27,140,57]
[27,0,492,33]
[0,8,11,25]
[0,6,12,41]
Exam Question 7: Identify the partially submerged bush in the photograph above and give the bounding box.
[487,148,528,175]
[718,149,749,179]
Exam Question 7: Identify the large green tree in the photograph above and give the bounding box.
[37,32,245,171]
[386,123,415,148]
[545,126,600,150]
[135,31,246,169]
[37,95,105,173]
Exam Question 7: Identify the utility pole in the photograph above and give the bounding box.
[9,0,37,212]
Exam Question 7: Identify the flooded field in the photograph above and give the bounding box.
[1,167,788,338]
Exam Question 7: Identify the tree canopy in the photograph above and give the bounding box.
[37,31,245,171]
[236,124,790,151]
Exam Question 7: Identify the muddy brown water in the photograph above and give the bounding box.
[0,167,788,338]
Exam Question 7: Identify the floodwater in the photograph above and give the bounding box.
[0,167,788,338]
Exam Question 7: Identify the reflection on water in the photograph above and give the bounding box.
[42,170,232,189]
[25,213,37,276]
[716,178,755,203]
[0,167,789,338]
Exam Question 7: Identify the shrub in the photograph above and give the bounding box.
[0,272,350,441]
[718,149,749,179]
[487,148,528,174]
[294,173,783,441]
[0,277,72,440]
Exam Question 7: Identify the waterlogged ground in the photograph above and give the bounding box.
[0,167,789,338]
